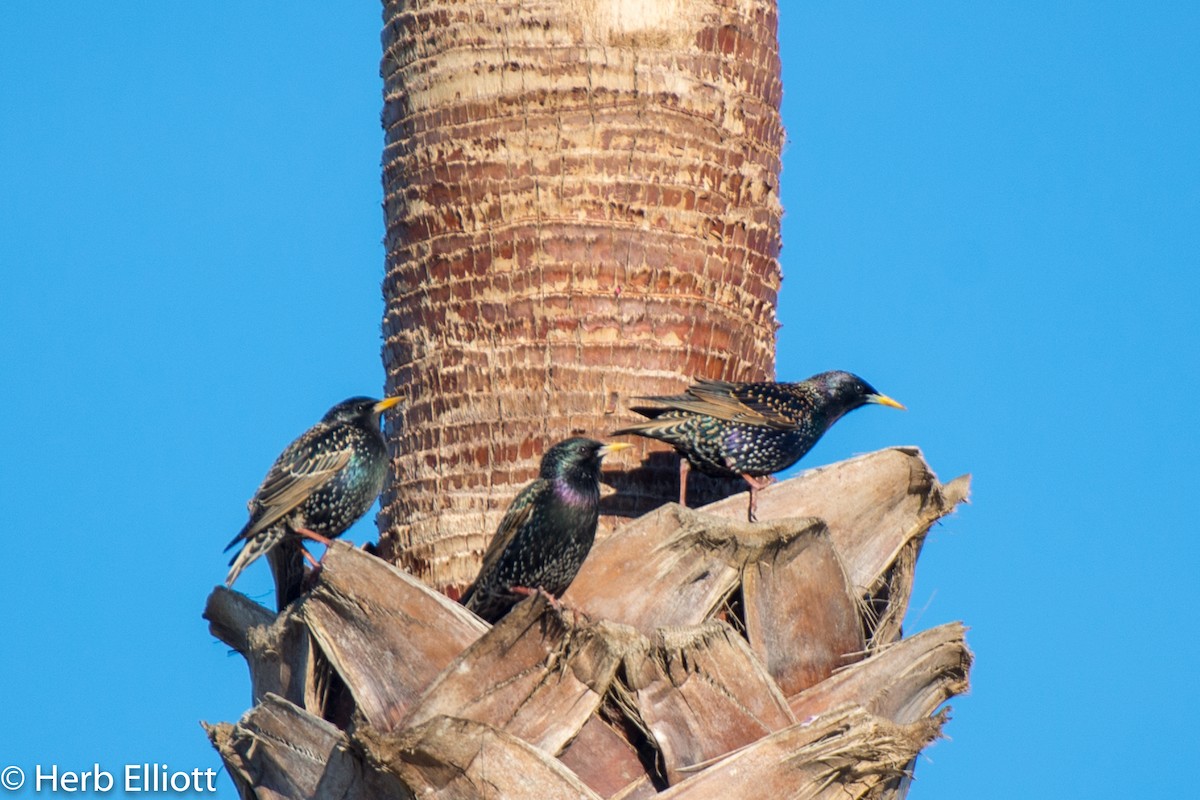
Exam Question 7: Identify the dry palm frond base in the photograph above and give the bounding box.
[204,447,971,799]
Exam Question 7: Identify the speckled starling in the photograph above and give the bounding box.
[461,437,631,623]
[613,371,904,521]
[224,396,401,601]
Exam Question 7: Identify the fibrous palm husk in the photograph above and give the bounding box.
[402,593,635,753]
[208,695,607,800]
[204,588,315,710]
[740,525,865,696]
[562,505,827,631]
[204,448,970,799]
[787,622,972,725]
[357,715,606,800]
[654,705,945,800]
[559,713,655,799]
[616,621,796,786]
[703,447,970,647]
[205,694,354,800]
[299,543,487,730]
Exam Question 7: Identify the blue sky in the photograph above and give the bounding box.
[2,4,1196,798]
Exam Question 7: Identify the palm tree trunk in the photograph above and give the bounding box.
[205,9,972,797]
[378,0,785,595]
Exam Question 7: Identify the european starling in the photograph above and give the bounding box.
[460,437,631,623]
[613,371,904,521]
[224,396,401,604]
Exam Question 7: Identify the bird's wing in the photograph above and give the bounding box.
[227,439,353,549]
[473,480,541,584]
[652,378,799,430]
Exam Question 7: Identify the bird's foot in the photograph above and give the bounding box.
[511,586,589,626]
[301,563,324,593]
[741,474,776,523]
[741,474,777,492]
[295,541,325,590]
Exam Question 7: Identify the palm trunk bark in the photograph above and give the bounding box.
[379,0,784,594]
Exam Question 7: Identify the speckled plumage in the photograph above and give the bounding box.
[224,396,401,601]
[613,371,904,520]
[461,438,629,623]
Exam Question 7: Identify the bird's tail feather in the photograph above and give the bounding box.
[224,531,246,553]
[611,415,680,437]
[628,405,674,419]
[225,526,284,588]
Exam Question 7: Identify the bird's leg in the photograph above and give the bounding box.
[679,458,690,507]
[280,539,327,596]
[511,586,589,625]
[295,527,334,547]
[511,585,560,606]
[294,528,338,574]
[740,474,776,522]
[300,546,321,568]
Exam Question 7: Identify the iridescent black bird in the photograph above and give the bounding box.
[613,371,904,521]
[225,396,401,606]
[461,437,631,623]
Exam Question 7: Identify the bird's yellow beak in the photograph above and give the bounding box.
[374,396,404,413]
[600,442,634,458]
[870,394,906,411]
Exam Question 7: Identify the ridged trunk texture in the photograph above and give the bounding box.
[379,0,783,593]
